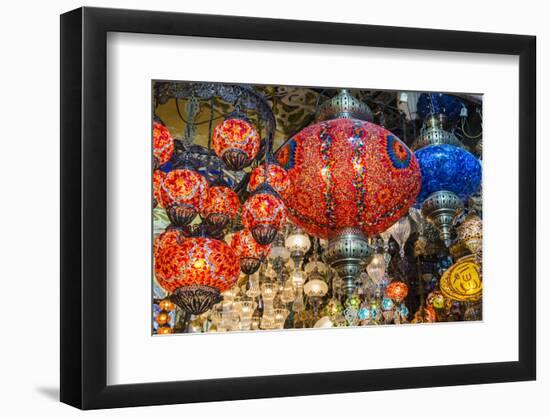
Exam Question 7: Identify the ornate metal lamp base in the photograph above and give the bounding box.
[205,212,230,230]
[324,227,373,298]
[251,224,278,245]
[240,257,262,275]
[222,149,251,171]
[166,204,198,227]
[421,190,464,247]
[170,285,223,315]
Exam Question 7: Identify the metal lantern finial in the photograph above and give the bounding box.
[323,227,373,298]
[421,190,464,247]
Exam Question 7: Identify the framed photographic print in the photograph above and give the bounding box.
[60,6,536,410]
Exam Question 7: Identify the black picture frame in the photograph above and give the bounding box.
[60,6,536,410]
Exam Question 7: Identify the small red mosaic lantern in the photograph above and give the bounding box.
[242,186,287,245]
[160,169,209,226]
[154,231,240,315]
[153,170,166,208]
[153,121,175,167]
[212,118,260,170]
[202,185,240,229]
[249,163,290,197]
[385,281,409,304]
[231,229,270,275]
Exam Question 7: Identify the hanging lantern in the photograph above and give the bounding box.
[242,184,287,245]
[230,229,270,275]
[421,190,464,247]
[276,90,418,299]
[439,255,482,302]
[267,234,291,272]
[160,169,209,226]
[153,169,166,208]
[154,231,240,315]
[153,121,175,167]
[276,90,421,239]
[385,281,409,304]
[212,117,260,170]
[285,227,311,268]
[388,216,411,258]
[304,278,329,298]
[249,163,290,197]
[415,144,481,204]
[202,185,240,229]
[457,214,482,255]
[366,253,386,285]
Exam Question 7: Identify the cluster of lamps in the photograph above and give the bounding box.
[152,87,483,334]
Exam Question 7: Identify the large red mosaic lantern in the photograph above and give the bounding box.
[153,121,175,167]
[160,169,209,226]
[249,163,290,197]
[242,185,287,245]
[230,229,271,275]
[212,117,260,170]
[202,185,240,229]
[154,230,240,314]
[276,105,421,239]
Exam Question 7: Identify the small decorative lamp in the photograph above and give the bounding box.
[160,169,209,227]
[285,227,311,268]
[202,185,240,229]
[249,163,290,197]
[366,253,386,285]
[242,184,287,245]
[212,117,260,170]
[389,216,411,258]
[385,281,409,304]
[230,229,270,276]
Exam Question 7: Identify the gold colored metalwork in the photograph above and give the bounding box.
[440,255,482,302]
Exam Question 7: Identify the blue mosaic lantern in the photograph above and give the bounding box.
[415,144,482,204]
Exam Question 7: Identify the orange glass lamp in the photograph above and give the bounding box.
[202,185,240,229]
[154,230,240,315]
[160,169,209,227]
[242,183,287,245]
[212,117,260,170]
[230,229,270,275]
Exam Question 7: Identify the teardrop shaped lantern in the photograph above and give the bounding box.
[242,183,287,245]
[154,230,240,315]
[160,169,209,227]
[202,185,240,229]
[366,253,386,284]
[212,117,260,170]
[388,216,411,258]
[230,229,270,275]
[153,121,175,167]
